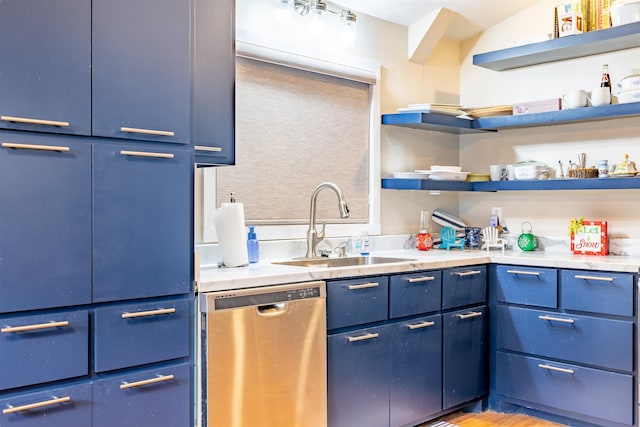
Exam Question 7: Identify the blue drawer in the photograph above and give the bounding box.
[0,382,92,426]
[496,305,633,372]
[442,265,486,309]
[389,271,441,318]
[0,310,89,390]
[327,276,388,330]
[93,297,191,373]
[93,362,191,427]
[496,265,557,308]
[560,269,634,316]
[496,351,633,426]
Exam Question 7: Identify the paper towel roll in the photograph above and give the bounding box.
[213,203,248,267]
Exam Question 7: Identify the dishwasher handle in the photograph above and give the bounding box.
[257,302,287,316]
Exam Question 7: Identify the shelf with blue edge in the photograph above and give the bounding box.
[382,177,640,192]
[381,111,489,134]
[473,22,640,71]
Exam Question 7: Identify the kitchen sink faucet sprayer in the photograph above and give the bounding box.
[306,182,350,258]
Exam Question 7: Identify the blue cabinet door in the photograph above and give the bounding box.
[443,305,487,409]
[0,382,92,426]
[92,0,190,144]
[0,133,91,312]
[442,266,486,309]
[192,0,235,164]
[0,0,91,136]
[328,325,390,427]
[389,271,441,318]
[93,362,191,427]
[390,315,442,427]
[92,143,192,302]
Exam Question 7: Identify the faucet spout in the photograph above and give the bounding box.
[306,182,350,258]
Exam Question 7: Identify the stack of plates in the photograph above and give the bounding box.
[390,171,430,179]
[461,104,513,118]
[396,103,464,116]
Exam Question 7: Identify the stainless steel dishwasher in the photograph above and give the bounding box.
[200,281,327,427]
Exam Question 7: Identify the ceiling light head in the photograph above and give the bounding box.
[313,0,327,15]
[293,0,313,16]
[341,9,357,25]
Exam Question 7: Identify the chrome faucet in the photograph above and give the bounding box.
[305,182,350,258]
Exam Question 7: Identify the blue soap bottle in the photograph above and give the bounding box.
[247,225,259,263]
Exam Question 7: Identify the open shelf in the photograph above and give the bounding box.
[382,177,640,192]
[381,112,488,134]
[473,22,640,71]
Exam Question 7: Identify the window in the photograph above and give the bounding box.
[197,42,379,243]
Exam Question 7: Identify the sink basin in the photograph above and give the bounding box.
[272,256,414,268]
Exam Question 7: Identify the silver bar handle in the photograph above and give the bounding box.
[120,126,174,137]
[454,270,482,276]
[539,315,575,324]
[347,332,379,342]
[456,311,483,320]
[195,145,222,152]
[3,396,71,414]
[408,276,435,283]
[506,269,541,276]
[121,308,176,319]
[348,282,379,290]
[1,321,69,334]
[538,364,574,374]
[408,321,435,330]
[120,374,175,390]
[1,115,69,127]
[120,150,174,159]
[2,142,70,152]
[574,275,614,282]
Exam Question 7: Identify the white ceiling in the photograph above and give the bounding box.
[332,0,539,40]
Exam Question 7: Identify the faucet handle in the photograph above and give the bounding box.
[317,221,326,240]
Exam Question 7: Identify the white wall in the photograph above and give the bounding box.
[459,0,640,243]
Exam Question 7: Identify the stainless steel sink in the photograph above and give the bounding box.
[272,256,414,268]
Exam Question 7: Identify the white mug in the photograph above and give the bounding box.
[489,164,506,181]
[562,89,587,109]
[587,87,611,106]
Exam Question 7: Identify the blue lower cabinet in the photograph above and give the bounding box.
[0,310,89,391]
[495,265,557,308]
[496,351,633,426]
[93,297,192,373]
[443,306,487,409]
[560,269,634,317]
[326,277,389,330]
[328,325,390,427]
[390,315,442,427]
[0,382,92,426]
[93,362,191,427]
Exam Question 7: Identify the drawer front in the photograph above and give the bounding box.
[0,382,92,426]
[389,271,441,318]
[496,265,557,308]
[442,266,486,309]
[93,297,191,373]
[496,305,633,372]
[0,310,89,390]
[561,269,634,316]
[496,351,633,426]
[93,362,191,427]
[327,276,388,330]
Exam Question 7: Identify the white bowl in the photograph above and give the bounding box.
[618,74,640,91]
[430,165,462,173]
[611,0,640,26]
[617,88,640,104]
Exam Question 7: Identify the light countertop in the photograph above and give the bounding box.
[197,249,640,293]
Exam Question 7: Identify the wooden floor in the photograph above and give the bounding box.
[433,410,568,427]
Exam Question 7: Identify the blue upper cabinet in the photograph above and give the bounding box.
[0,0,91,135]
[92,143,192,302]
[0,132,92,313]
[192,0,236,165]
[92,0,191,144]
